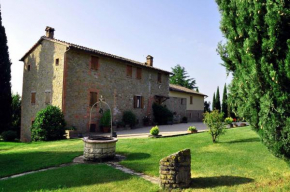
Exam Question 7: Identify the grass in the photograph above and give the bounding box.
[1,126,290,191]
[0,164,159,192]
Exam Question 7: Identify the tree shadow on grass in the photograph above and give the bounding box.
[221,138,260,144]
[190,176,254,189]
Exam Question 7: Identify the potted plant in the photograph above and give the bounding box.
[65,126,77,139]
[187,126,197,133]
[100,110,111,133]
[122,111,136,128]
[224,117,234,128]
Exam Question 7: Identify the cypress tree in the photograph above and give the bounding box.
[222,83,228,118]
[0,7,12,133]
[215,87,221,112]
[216,0,290,158]
[212,92,216,110]
[196,87,199,92]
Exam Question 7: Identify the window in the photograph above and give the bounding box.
[27,64,31,71]
[190,96,193,104]
[45,90,51,104]
[90,56,99,70]
[134,96,144,108]
[136,68,142,79]
[158,73,162,83]
[181,98,184,105]
[126,65,132,77]
[55,58,59,66]
[90,92,98,106]
[31,92,36,104]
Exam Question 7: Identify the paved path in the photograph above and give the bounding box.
[101,122,208,138]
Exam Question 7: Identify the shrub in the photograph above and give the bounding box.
[150,126,159,135]
[224,117,233,124]
[11,93,21,139]
[203,110,226,143]
[152,103,173,125]
[122,111,136,127]
[188,126,197,132]
[182,116,188,123]
[2,130,17,141]
[100,110,111,127]
[31,106,66,141]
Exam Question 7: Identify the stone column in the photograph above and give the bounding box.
[159,149,191,189]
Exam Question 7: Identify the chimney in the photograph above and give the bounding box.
[146,55,153,66]
[45,26,55,38]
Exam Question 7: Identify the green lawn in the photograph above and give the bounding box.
[1,127,290,191]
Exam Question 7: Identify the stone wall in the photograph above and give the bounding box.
[64,50,170,133]
[21,40,67,142]
[165,97,187,123]
[159,149,191,189]
[187,110,204,122]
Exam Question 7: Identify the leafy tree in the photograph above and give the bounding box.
[204,101,211,113]
[31,106,66,141]
[0,8,12,133]
[215,87,221,112]
[11,93,21,138]
[203,110,226,143]
[170,64,196,89]
[216,0,290,158]
[222,84,228,118]
[212,92,216,110]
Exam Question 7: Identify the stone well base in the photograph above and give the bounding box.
[83,137,118,161]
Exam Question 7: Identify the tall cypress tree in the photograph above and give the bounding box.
[221,83,228,118]
[212,92,216,110]
[215,87,221,112]
[216,0,290,158]
[0,8,12,133]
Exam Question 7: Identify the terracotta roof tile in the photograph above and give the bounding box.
[169,84,207,97]
[20,36,171,74]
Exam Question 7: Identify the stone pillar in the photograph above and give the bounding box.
[159,149,191,189]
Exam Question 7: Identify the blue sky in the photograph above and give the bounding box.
[1,0,232,103]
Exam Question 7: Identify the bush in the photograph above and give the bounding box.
[150,126,159,135]
[182,116,188,123]
[224,117,233,124]
[31,106,66,141]
[11,93,21,139]
[122,111,136,127]
[100,110,111,127]
[188,126,197,132]
[152,103,173,125]
[2,130,17,141]
[203,110,226,143]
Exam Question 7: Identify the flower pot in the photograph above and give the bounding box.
[102,126,110,133]
[188,130,197,134]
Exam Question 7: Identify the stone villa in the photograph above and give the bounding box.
[20,27,207,142]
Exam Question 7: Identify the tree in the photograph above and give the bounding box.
[222,84,228,118]
[215,87,221,112]
[170,64,196,89]
[212,92,216,110]
[196,87,199,92]
[216,0,290,158]
[204,101,211,113]
[11,93,21,138]
[0,8,12,133]
[203,110,226,143]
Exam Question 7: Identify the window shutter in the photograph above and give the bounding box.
[158,73,162,83]
[31,93,36,104]
[90,92,94,106]
[127,65,132,77]
[133,96,137,108]
[137,68,142,79]
[190,96,193,104]
[141,96,144,108]
[91,56,99,70]
[94,92,98,104]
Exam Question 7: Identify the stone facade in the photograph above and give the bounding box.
[159,149,191,189]
[21,40,67,141]
[64,50,169,133]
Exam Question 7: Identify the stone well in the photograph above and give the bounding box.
[83,136,118,161]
